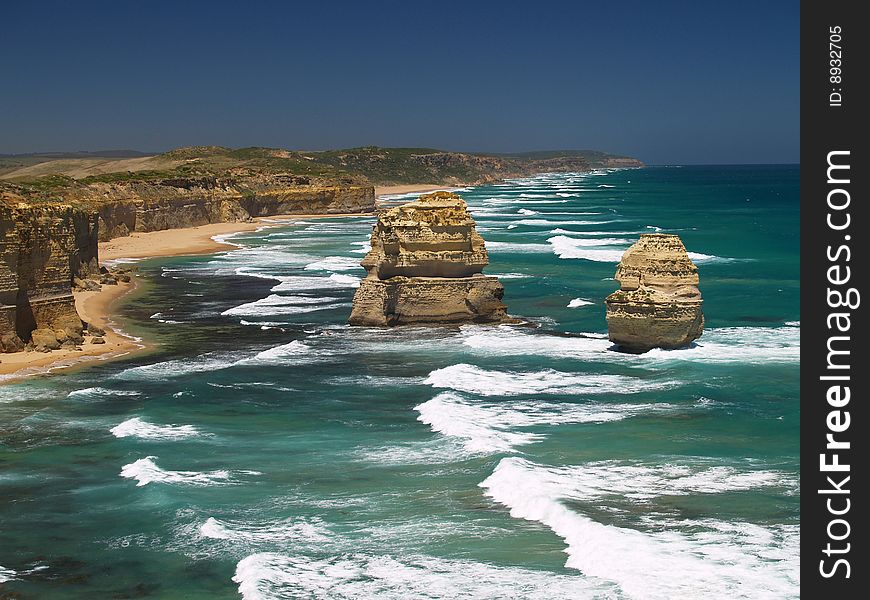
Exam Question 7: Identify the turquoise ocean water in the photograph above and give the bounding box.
[1,166,799,599]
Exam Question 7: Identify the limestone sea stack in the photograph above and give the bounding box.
[605,233,704,353]
[349,191,508,326]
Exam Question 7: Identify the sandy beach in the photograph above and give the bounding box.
[0,280,142,382]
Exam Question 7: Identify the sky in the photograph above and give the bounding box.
[2,1,799,164]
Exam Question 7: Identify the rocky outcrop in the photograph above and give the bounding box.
[605,233,704,353]
[349,191,508,326]
[0,202,91,351]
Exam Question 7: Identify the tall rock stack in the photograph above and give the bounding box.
[605,233,704,353]
[0,200,89,352]
[349,191,508,326]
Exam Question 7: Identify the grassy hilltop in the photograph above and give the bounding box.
[0,145,643,204]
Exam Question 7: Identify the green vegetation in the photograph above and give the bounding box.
[1,144,641,204]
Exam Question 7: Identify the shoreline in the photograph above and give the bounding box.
[0,279,145,383]
[100,212,376,262]
[1,211,379,384]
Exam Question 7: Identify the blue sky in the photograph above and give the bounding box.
[2,1,799,164]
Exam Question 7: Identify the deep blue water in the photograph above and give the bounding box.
[1,166,799,599]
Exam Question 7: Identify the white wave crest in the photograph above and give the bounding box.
[425,364,669,396]
[114,355,243,380]
[270,273,360,292]
[484,241,551,253]
[200,516,330,546]
[223,294,348,317]
[111,417,203,441]
[67,387,142,399]
[461,326,799,365]
[518,219,604,227]
[480,457,799,599]
[547,235,627,261]
[415,392,678,453]
[303,256,362,272]
[568,298,594,308]
[120,456,258,487]
[232,552,613,600]
[241,341,312,364]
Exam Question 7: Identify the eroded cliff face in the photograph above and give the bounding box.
[605,233,704,353]
[0,202,93,351]
[349,191,508,326]
[83,178,374,241]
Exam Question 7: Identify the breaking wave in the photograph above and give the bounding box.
[120,456,259,487]
[111,417,203,441]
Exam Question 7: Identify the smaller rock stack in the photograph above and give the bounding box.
[349,191,508,326]
[605,233,704,353]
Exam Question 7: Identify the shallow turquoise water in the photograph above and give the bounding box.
[0,166,799,599]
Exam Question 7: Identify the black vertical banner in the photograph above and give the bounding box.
[802,1,867,597]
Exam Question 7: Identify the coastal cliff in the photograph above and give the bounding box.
[605,233,704,353]
[0,203,94,351]
[84,178,374,241]
[349,191,508,326]
[0,172,375,350]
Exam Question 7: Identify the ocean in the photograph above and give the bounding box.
[0,165,800,599]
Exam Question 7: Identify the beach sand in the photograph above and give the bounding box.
[100,213,374,262]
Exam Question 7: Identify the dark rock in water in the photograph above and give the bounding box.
[605,233,704,353]
[349,192,509,326]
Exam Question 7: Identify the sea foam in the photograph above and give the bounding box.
[415,392,681,453]
[120,456,259,487]
[111,417,203,441]
[200,516,330,546]
[0,566,15,583]
[480,457,799,599]
[461,326,800,366]
[222,294,348,317]
[67,387,142,399]
[424,364,670,396]
[567,298,593,308]
[232,552,613,600]
[303,256,362,272]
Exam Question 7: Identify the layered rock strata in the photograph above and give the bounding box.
[0,203,92,351]
[605,233,704,353]
[1,176,375,352]
[82,178,374,241]
[349,191,508,326]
